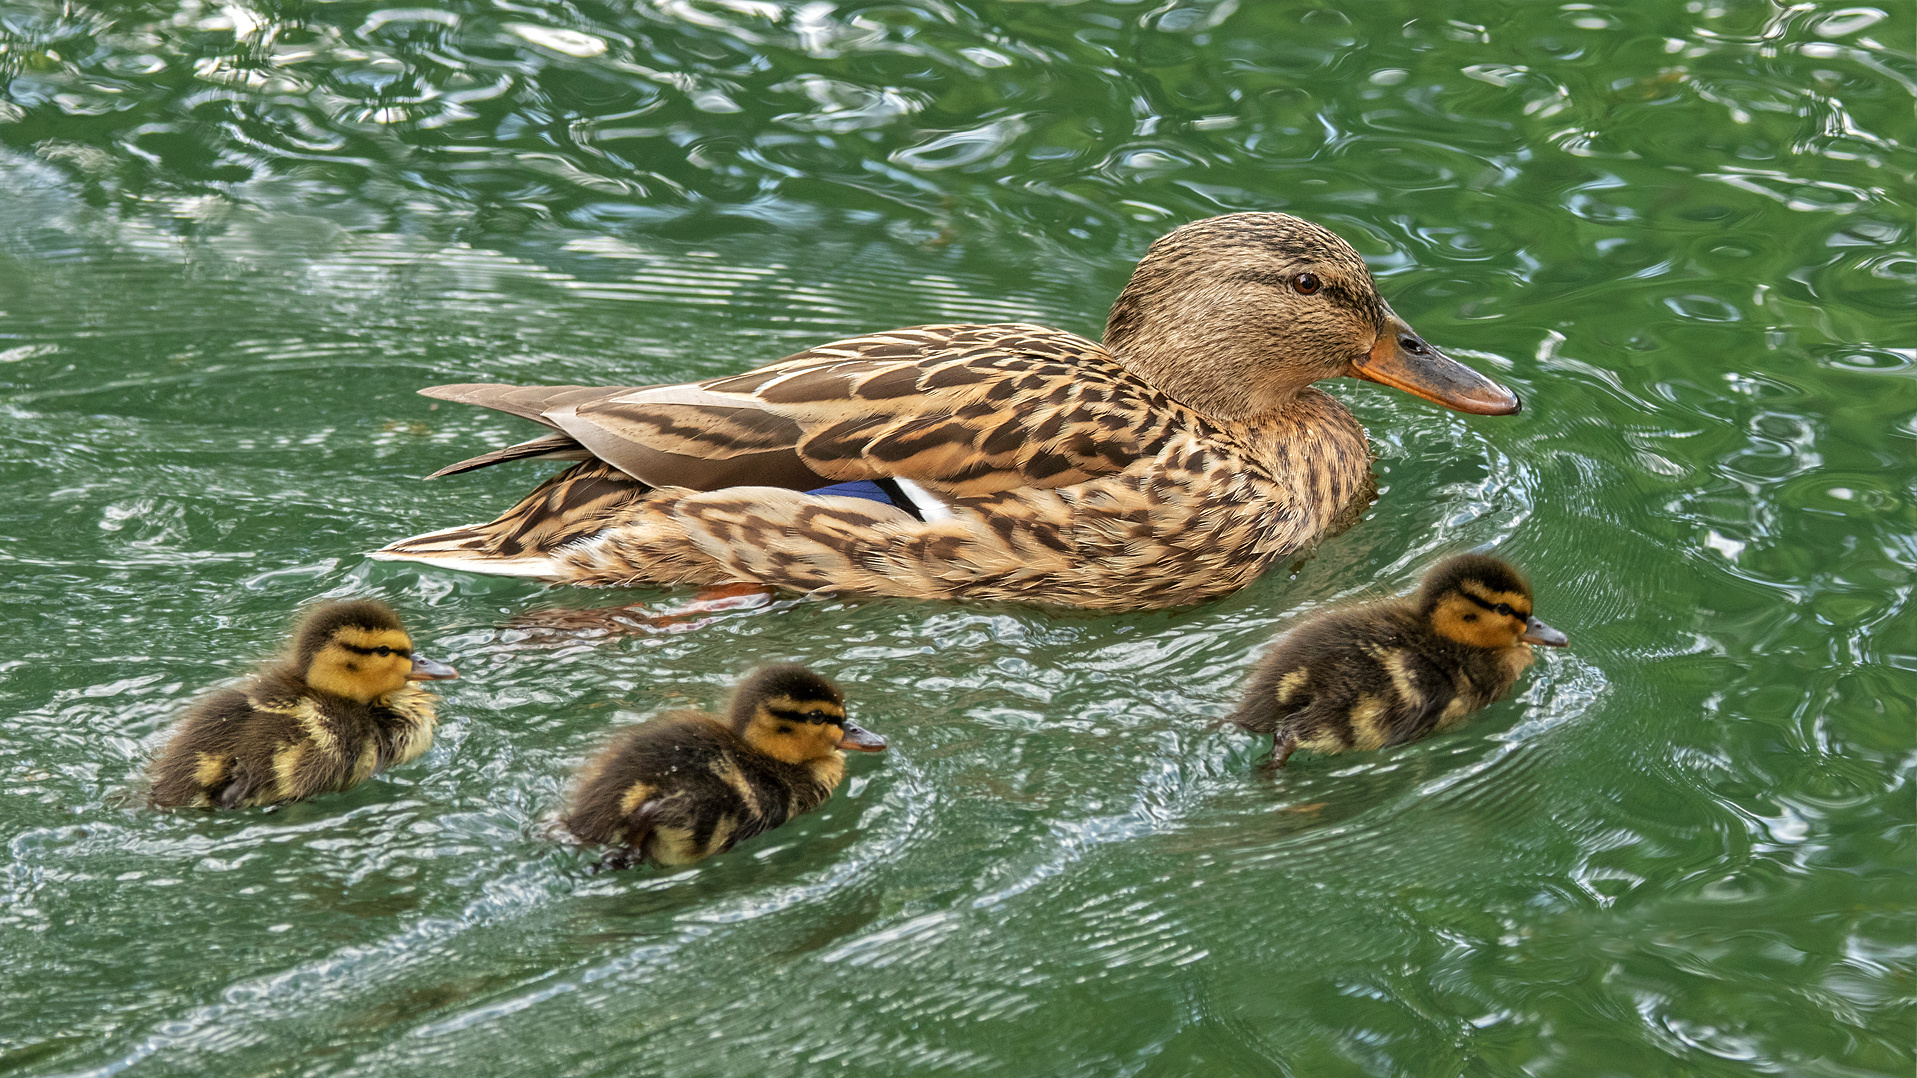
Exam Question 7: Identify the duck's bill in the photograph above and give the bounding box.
[836,722,888,752]
[1349,316,1521,416]
[1522,616,1568,647]
[407,655,460,680]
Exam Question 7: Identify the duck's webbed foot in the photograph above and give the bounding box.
[594,847,649,873]
[647,582,777,629]
[592,801,664,872]
[509,582,778,639]
[1260,735,1298,772]
[214,761,261,809]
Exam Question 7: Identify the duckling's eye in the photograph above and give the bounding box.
[1493,604,1513,617]
[807,710,829,724]
[1292,272,1321,295]
[374,646,392,657]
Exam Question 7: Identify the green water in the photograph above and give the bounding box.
[1,0,1912,1073]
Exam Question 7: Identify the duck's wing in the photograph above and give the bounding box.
[420,324,1186,499]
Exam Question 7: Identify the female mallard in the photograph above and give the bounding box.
[373,213,1518,611]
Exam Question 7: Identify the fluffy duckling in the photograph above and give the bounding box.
[564,664,886,868]
[1229,555,1567,768]
[148,600,458,809]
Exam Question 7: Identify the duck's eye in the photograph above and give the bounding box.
[807,710,829,723]
[374,646,391,656]
[1494,604,1513,617]
[1292,272,1320,295]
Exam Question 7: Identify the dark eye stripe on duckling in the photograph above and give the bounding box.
[1457,589,1528,618]
[337,642,412,658]
[768,706,843,726]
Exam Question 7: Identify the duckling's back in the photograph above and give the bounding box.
[149,667,439,809]
[147,686,268,809]
[565,713,831,866]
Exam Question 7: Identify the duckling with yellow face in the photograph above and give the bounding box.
[147,600,458,809]
[564,664,886,868]
[1228,555,1567,769]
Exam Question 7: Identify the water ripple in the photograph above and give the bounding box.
[1,0,1911,1074]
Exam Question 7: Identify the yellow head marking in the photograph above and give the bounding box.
[1431,587,1532,650]
[1460,581,1531,618]
[742,693,851,765]
[306,627,416,702]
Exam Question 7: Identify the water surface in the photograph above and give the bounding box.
[0,1,1911,1075]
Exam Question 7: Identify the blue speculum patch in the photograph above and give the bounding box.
[805,479,899,507]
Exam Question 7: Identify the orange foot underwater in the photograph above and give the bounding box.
[509,582,779,637]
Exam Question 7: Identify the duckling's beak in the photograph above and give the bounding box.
[407,655,460,680]
[836,722,887,752]
[1349,313,1521,416]
[1521,616,1568,647]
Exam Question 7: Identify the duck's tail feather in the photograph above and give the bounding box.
[371,459,653,575]
[419,383,632,425]
[425,432,591,480]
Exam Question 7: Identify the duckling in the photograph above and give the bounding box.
[147,600,458,809]
[564,664,886,868]
[1228,554,1567,768]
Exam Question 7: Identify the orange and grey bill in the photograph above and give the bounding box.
[1349,314,1521,416]
[1522,616,1568,647]
[407,655,459,680]
[837,723,888,752]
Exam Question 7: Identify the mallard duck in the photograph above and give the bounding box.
[563,664,885,868]
[1228,554,1567,768]
[147,600,458,809]
[372,212,1519,610]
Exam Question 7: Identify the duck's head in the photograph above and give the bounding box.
[1103,212,1520,421]
[1418,555,1568,651]
[728,664,886,765]
[295,599,459,703]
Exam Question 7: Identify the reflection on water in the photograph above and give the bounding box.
[0,0,1911,1074]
